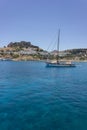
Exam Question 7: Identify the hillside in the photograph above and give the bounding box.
[0,41,47,61]
[51,48,87,61]
[0,41,87,61]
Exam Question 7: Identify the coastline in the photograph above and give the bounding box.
[0,57,87,62]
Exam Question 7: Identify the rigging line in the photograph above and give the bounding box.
[46,31,57,51]
[50,30,60,51]
[47,36,58,60]
[51,39,57,51]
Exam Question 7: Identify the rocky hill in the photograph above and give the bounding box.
[7,41,39,49]
[0,41,47,61]
[0,41,87,61]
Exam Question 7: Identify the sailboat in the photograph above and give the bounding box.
[46,29,76,67]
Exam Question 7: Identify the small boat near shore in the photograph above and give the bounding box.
[46,29,76,67]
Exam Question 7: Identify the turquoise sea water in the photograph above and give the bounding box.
[0,61,87,130]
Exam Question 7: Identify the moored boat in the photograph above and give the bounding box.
[46,29,76,67]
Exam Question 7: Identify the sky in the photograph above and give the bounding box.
[0,0,87,50]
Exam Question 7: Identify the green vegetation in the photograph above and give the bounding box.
[11,54,19,58]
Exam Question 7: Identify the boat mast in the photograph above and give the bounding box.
[57,29,60,63]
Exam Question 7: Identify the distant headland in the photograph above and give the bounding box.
[0,41,87,61]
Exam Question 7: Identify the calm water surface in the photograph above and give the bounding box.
[0,61,87,130]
